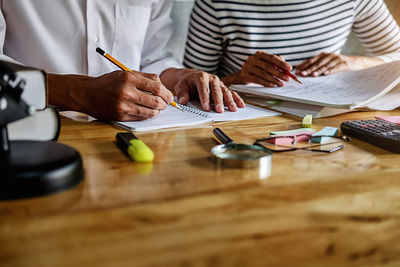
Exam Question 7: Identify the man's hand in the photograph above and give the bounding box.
[161,68,245,113]
[48,71,173,121]
[295,53,385,77]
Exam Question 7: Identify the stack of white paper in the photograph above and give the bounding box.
[231,61,400,118]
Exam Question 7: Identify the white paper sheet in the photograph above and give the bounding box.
[231,61,400,109]
[116,102,280,131]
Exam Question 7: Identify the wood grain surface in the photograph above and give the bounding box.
[1,110,400,267]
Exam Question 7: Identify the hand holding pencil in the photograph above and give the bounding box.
[96,47,182,111]
[238,51,301,87]
[67,47,176,121]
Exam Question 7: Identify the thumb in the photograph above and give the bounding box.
[174,82,190,105]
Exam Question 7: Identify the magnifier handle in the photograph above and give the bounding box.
[213,128,234,144]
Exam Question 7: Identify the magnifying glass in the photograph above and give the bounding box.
[211,128,272,177]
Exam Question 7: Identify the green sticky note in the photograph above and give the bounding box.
[266,100,281,105]
[302,114,313,128]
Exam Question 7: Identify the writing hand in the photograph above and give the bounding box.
[240,51,292,87]
[48,71,174,121]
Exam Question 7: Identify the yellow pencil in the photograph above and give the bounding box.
[96,47,182,111]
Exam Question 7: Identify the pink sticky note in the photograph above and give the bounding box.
[268,137,293,145]
[376,116,400,124]
[293,134,312,142]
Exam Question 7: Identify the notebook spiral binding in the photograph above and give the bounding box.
[179,104,210,118]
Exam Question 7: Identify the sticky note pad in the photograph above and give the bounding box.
[268,137,294,145]
[311,127,338,144]
[302,114,313,128]
[270,128,316,137]
[376,116,400,124]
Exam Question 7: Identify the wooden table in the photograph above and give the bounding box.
[1,110,400,267]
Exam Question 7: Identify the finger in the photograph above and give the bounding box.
[323,61,347,75]
[245,64,284,87]
[221,85,237,112]
[304,54,334,77]
[137,72,162,82]
[241,73,277,88]
[129,72,173,104]
[195,73,211,111]
[128,89,168,110]
[174,79,190,105]
[255,51,291,71]
[296,53,326,74]
[210,78,224,113]
[312,57,341,76]
[117,101,161,120]
[247,56,289,81]
[231,90,246,108]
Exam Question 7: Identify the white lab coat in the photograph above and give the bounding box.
[0,0,182,76]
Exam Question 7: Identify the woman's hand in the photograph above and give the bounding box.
[295,53,385,77]
[240,51,292,87]
[222,51,293,87]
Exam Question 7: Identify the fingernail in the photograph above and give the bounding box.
[216,104,224,112]
[179,96,186,104]
[301,71,307,76]
[312,72,318,77]
[204,103,210,111]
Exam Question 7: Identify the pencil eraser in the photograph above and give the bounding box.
[128,139,154,162]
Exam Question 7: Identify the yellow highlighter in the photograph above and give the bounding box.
[116,132,154,162]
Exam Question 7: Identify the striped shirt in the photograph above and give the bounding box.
[183,0,400,76]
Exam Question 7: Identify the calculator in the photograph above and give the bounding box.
[340,120,400,153]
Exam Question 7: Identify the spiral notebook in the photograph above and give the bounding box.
[115,102,280,131]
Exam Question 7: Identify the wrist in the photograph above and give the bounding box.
[47,73,93,113]
[346,56,385,70]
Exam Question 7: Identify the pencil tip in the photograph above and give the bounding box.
[294,77,302,84]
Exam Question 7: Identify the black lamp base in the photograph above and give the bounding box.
[0,141,84,200]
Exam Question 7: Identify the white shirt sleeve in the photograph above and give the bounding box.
[140,0,183,75]
[0,3,21,64]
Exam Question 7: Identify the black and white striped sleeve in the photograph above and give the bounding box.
[353,0,400,62]
[183,0,223,74]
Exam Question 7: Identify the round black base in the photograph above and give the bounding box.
[0,141,84,200]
